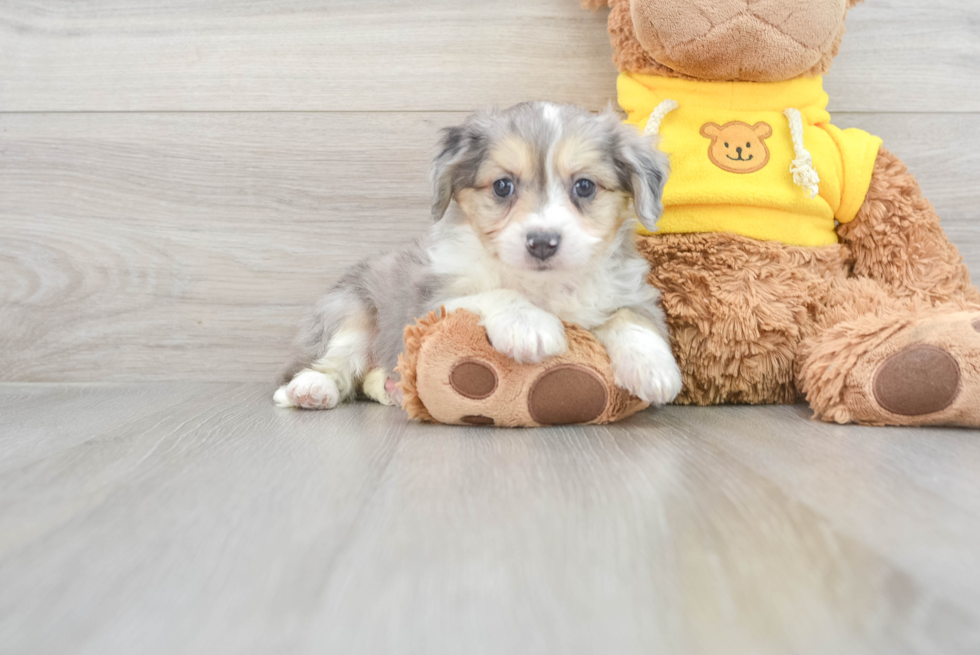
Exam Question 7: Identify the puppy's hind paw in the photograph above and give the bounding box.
[484,307,568,364]
[276,370,341,410]
[273,386,292,408]
[362,368,395,406]
[385,377,404,407]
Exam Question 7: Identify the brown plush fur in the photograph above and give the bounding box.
[638,231,851,405]
[637,145,980,425]
[397,308,442,423]
[839,148,980,305]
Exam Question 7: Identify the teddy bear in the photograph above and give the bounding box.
[397,0,980,428]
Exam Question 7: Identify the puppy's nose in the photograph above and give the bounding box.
[526,231,561,261]
[736,146,743,155]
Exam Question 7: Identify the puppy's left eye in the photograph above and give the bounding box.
[573,179,596,199]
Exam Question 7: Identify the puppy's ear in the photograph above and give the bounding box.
[610,115,670,232]
[430,125,467,221]
[430,115,492,222]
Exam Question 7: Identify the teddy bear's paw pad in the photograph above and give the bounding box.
[461,415,495,426]
[449,359,498,400]
[873,344,961,417]
[528,364,608,426]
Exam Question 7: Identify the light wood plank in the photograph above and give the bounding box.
[826,0,980,112]
[0,383,404,655]
[3,111,979,382]
[1,384,978,654]
[1,0,978,113]
[679,404,980,613]
[0,111,448,382]
[0,0,619,112]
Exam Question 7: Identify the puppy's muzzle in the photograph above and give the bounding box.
[526,231,561,261]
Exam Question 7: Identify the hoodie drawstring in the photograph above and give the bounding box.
[643,99,679,136]
[783,108,820,198]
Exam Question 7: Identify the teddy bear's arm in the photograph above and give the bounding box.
[837,147,979,306]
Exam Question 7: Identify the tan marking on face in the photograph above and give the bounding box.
[552,134,632,248]
[456,134,543,256]
[486,134,536,183]
[553,135,605,180]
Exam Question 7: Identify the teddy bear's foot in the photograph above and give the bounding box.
[801,309,980,427]
[396,310,648,427]
[871,344,961,418]
[449,360,612,426]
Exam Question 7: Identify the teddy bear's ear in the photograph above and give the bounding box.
[700,123,722,138]
[752,122,773,139]
[580,0,611,9]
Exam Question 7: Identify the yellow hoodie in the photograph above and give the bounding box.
[618,73,882,246]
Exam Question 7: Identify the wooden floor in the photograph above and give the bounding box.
[3,1,980,652]
[1,383,978,654]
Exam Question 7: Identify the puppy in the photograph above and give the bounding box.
[274,102,682,411]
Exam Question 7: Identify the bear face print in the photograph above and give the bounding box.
[700,121,773,174]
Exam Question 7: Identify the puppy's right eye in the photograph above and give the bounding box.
[492,178,514,198]
[573,178,596,199]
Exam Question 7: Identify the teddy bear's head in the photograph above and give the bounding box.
[585,0,864,83]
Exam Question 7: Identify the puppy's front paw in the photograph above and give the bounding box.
[275,370,341,410]
[607,330,682,406]
[484,307,568,364]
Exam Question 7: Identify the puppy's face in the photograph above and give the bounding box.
[431,103,668,273]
